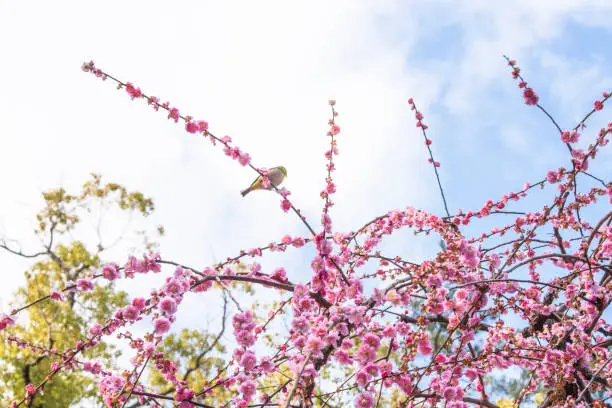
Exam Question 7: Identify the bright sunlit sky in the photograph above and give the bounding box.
[1,0,611,378]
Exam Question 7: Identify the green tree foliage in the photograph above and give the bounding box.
[0,174,158,407]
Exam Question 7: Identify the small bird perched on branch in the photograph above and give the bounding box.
[240,166,287,197]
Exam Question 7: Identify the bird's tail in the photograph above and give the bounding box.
[240,188,251,197]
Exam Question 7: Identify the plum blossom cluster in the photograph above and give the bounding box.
[230,310,262,406]
[320,100,340,232]
[408,97,440,168]
[594,91,609,112]
[505,57,540,106]
[2,59,611,408]
[150,267,192,335]
[95,264,205,407]
[0,313,15,331]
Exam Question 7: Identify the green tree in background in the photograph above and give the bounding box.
[1,175,251,407]
[0,174,158,407]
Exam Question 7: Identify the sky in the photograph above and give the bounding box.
[0,0,611,402]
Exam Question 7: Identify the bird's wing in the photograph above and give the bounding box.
[248,175,263,189]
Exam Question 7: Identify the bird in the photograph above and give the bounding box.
[240,166,287,197]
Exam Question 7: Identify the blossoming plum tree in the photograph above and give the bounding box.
[1,58,611,407]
